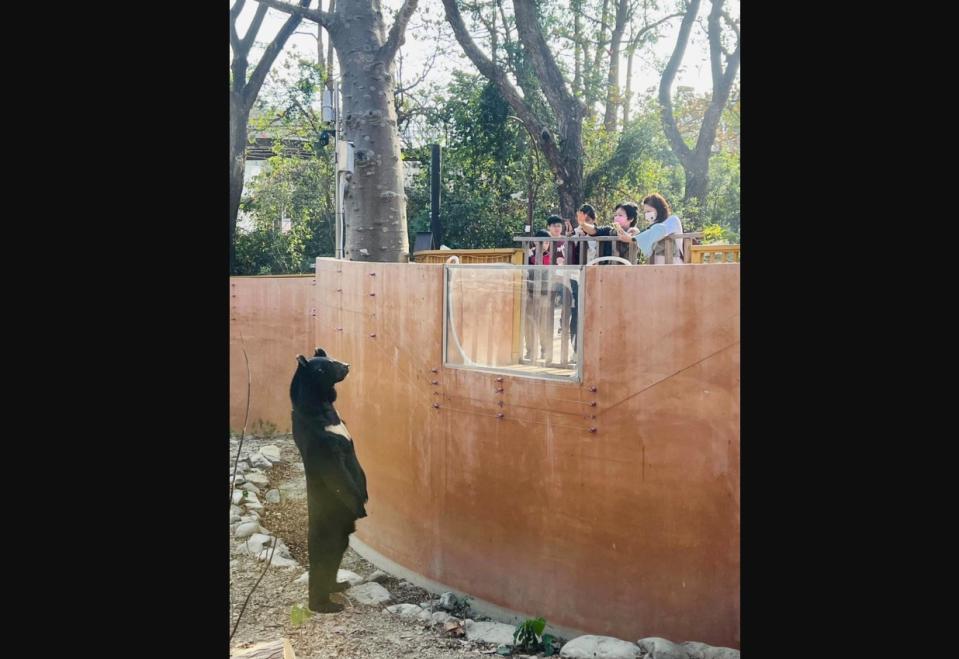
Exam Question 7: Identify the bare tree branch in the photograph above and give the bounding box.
[474,4,498,62]
[588,0,611,107]
[380,0,420,63]
[512,0,583,125]
[230,533,278,640]
[603,0,630,130]
[228,338,253,509]
[244,0,313,112]
[255,0,334,29]
[627,12,684,48]
[240,4,270,54]
[709,0,740,97]
[695,0,739,155]
[580,9,607,27]
[441,0,563,169]
[654,0,740,205]
[658,0,700,163]
[289,96,321,134]
[707,0,723,94]
[573,0,582,94]
[495,0,514,56]
[230,0,245,50]
[395,43,440,94]
[231,0,248,21]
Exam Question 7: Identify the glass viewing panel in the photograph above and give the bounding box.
[443,264,583,382]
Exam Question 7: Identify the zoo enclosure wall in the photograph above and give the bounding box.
[229,259,740,648]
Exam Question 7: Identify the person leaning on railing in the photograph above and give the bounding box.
[613,193,686,264]
[580,202,641,264]
[527,228,553,265]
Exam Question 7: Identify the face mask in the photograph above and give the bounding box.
[644,211,657,222]
[615,216,630,229]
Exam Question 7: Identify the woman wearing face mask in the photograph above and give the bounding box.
[580,202,641,264]
[614,193,685,264]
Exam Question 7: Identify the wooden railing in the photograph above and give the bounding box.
[421,235,739,266]
[513,235,636,264]
[690,244,741,264]
[664,233,704,264]
[414,248,525,264]
[513,233,706,264]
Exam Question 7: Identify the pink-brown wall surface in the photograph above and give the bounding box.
[229,259,740,648]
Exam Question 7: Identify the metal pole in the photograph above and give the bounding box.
[430,144,442,249]
[334,80,343,259]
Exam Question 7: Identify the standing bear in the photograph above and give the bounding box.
[290,348,368,613]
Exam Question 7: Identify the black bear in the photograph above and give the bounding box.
[290,347,369,613]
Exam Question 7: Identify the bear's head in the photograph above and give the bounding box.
[290,347,350,408]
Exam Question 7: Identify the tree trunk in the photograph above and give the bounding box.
[558,112,584,219]
[586,0,610,115]
[573,0,581,96]
[658,0,739,219]
[603,0,629,131]
[578,11,589,98]
[257,0,419,262]
[229,94,249,274]
[338,40,409,261]
[622,42,634,126]
[442,0,585,222]
[557,180,579,220]
[683,154,709,207]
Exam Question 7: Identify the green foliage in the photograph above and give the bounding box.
[512,617,557,655]
[236,51,336,275]
[236,155,335,275]
[406,73,559,251]
[290,604,312,627]
[580,93,739,238]
[238,47,740,269]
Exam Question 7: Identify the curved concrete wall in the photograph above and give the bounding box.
[230,259,740,648]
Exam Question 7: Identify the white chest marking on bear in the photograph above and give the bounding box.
[325,421,352,441]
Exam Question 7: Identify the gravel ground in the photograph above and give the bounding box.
[229,435,547,659]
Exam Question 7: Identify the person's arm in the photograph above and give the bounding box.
[661,216,682,235]
[631,222,673,258]
[580,222,599,236]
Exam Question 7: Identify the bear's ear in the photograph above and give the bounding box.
[296,355,309,367]
[314,347,327,357]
